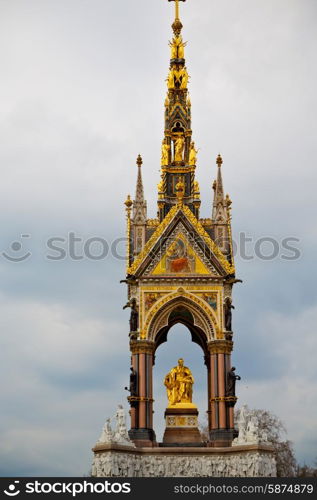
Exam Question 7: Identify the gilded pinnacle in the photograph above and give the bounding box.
[216,154,223,166]
[125,194,133,209]
[136,154,143,167]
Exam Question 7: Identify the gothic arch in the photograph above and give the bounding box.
[146,291,217,349]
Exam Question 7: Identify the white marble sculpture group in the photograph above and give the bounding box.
[232,405,270,446]
[97,405,135,447]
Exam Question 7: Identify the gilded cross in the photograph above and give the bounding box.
[168,0,186,20]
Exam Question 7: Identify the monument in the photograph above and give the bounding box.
[163,358,202,445]
[92,0,276,477]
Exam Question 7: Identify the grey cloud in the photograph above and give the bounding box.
[0,0,316,475]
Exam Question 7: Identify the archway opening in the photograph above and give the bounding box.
[153,323,208,443]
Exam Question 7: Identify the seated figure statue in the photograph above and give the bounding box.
[164,358,194,406]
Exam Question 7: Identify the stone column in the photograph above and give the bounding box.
[218,353,226,428]
[130,353,138,430]
[139,352,147,428]
[128,340,156,447]
[205,354,212,432]
[207,340,236,447]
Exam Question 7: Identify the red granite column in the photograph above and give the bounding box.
[128,341,156,447]
[206,355,212,432]
[148,353,154,429]
[218,353,226,428]
[210,352,217,431]
[208,340,234,447]
[226,353,235,430]
[139,353,146,428]
[130,353,138,429]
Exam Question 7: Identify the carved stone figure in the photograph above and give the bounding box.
[161,139,170,166]
[167,66,176,89]
[180,67,189,89]
[164,358,194,406]
[233,405,272,447]
[114,405,133,445]
[125,366,137,396]
[177,37,185,59]
[189,141,198,165]
[98,418,114,444]
[170,38,178,59]
[174,135,185,162]
[123,298,139,334]
[227,366,241,397]
[129,298,138,332]
[224,297,235,331]
[246,416,260,444]
[169,36,186,60]
[194,181,199,191]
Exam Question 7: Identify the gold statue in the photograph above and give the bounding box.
[194,180,200,193]
[180,67,189,89]
[169,36,186,60]
[174,135,185,162]
[178,37,185,59]
[157,179,164,192]
[164,358,194,406]
[161,139,170,166]
[189,141,198,166]
[175,177,185,203]
[226,194,232,209]
[167,65,177,89]
[169,38,178,60]
[167,65,183,89]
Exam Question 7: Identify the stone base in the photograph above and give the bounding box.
[128,428,156,448]
[209,428,239,447]
[92,443,277,477]
[163,407,202,446]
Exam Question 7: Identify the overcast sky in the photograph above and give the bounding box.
[0,0,316,476]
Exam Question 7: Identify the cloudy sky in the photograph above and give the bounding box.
[0,0,316,476]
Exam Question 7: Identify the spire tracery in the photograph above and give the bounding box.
[157,0,200,221]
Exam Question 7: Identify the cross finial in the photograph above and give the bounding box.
[168,0,186,36]
[168,0,186,17]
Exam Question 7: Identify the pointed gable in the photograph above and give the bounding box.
[127,204,235,277]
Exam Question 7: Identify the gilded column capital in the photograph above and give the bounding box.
[207,340,233,355]
[130,340,156,355]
